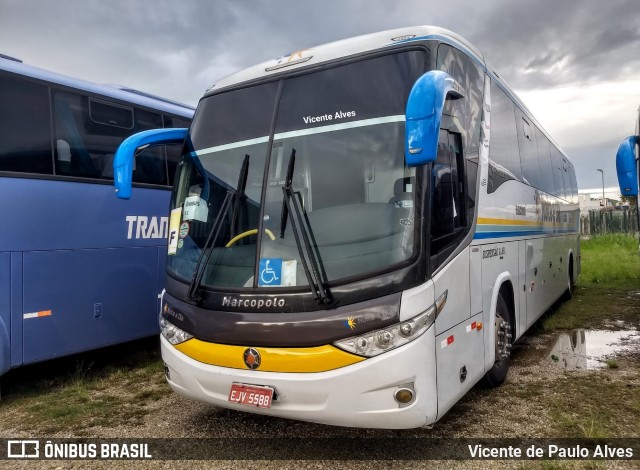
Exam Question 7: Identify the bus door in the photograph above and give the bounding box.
[431,129,484,419]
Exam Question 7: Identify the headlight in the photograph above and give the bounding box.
[333,306,435,357]
[159,313,193,345]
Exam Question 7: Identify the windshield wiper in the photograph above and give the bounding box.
[187,155,250,302]
[279,149,295,239]
[229,154,250,238]
[280,149,332,305]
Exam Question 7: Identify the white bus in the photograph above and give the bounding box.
[113,26,580,429]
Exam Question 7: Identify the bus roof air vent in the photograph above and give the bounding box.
[391,35,416,42]
[265,50,313,72]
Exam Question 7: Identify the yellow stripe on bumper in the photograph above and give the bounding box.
[174,338,364,373]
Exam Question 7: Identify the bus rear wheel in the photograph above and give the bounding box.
[481,293,512,388]
[563,258,574,301]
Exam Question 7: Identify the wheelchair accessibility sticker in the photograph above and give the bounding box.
[259,258,282,286]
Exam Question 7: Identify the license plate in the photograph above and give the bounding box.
[228,383,274,408]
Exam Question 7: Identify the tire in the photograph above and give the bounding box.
[562,258,574,301]
[481,293,512,388]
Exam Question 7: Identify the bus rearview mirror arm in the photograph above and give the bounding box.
[114,128,188,199]
[615,135,638,197]
[404,70,464,167]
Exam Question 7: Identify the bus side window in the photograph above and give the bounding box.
[488,81,521,192]
[165,143,183,186]
[52,91,168,184]
[550,147,566,200]
[517,109,542,189]
[0,73,53,175]
[431,129,466,258]
[53,92,99,177]
[131,109,165,185]
[569,164,578,204]
[436,44,484,160]
[535,126,555,196]
[164,115,191,185]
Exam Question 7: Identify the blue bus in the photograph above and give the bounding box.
[615,106,639,227]
[0,54,194,378]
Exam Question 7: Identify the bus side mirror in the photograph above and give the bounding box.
[615,135,638,197]
[114,128,188,199]
[405,70,464,167]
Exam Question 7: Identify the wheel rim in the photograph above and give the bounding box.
[494,313,511,361]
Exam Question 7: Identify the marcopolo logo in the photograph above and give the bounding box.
[243,348,261,370]
[222,296,286,309]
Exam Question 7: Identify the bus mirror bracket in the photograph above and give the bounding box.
[114,128,188,199]
[404,70,464,167]
[615,135,638,197]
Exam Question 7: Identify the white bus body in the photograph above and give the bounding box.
[115,26,580,428]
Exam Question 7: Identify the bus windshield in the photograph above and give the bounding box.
[168,50,426,289]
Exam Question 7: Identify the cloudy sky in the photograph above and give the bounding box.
[1,0,638,191]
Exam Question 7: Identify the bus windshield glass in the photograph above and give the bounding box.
[168,50,426,289]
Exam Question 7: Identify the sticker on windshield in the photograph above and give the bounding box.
[282,260,297,287]
[168,207,182,256]
[183,195,209,222]
[179,221,190,239]
[259,258,282,287]
[394,200,413,209]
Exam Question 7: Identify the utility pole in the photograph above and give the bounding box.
[597,168,606,234]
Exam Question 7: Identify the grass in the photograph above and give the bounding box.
[605,358,620,369]
[542,234,640,331]
[0,337,167,434]
[579,234,640,286]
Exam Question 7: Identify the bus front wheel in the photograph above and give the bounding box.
[481,293,512,388]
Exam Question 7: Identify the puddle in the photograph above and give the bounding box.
[548,329,640,370]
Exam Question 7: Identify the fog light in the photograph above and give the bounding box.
[394,387,414,405]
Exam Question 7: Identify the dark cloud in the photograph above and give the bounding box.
[525,50,567,72]
[4,0,636,97]
[467,0,640,89]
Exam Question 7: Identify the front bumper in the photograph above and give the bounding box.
[161,329,437,429]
